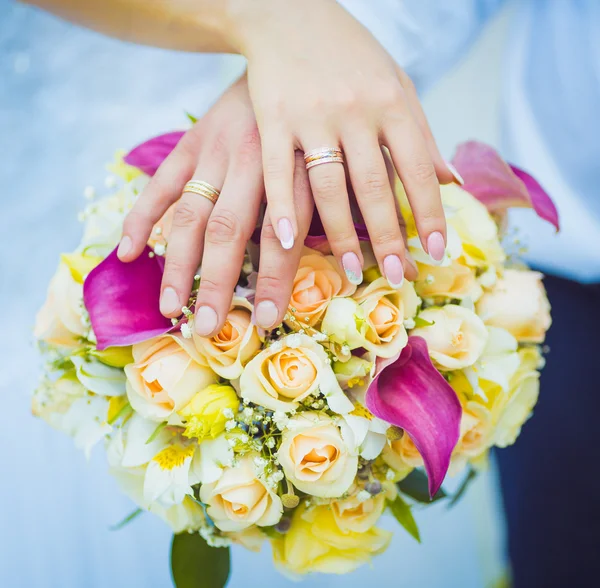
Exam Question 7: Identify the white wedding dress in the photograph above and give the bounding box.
[0,2,506,586]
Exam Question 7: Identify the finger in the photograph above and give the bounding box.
[254,152,314,329]
[194,159,264,337]
[261,128,298,250]
[383,107,447,264]
[345,135,408,289]
[159,160,226,318]
[396,68,462,186]
[302,138,363,286]
[118,127,202,262]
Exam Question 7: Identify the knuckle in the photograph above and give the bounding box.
[206,210,242,244]
[334,87,359,112]
[409,162,437,185]
[261,223,280,246]
[164,256,191,279]
[264,154,287,182]
[198,276,220,294]
[313,171,341,202]
[257,274,283,293]
[235,126,262,166]
[210,130,229,160]
[373,227,402,248]
[373,81,404,108]
[173,201,200,228]
[361,169,389,199]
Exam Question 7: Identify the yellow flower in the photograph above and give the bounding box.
[106,149,143,182]
[331,492,386,533]
[272,502,392,575]
[60,251,103,284]
[179,384,239,441]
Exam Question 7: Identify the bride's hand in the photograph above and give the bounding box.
[118,75,315,336]
[231,0,459,292]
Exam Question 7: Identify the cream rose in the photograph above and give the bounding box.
[34,262,87,348]
[415,260,483,302]
[455,401,494,458]
[272,502,391,575]
[331,492,386,533]
[382,433,423,472]
[410,305,488,370]
[125,334,217,422]
[441,183,505,268]
[193,298,261,379]
[287,248,355,327]
[199,454,283,532]
[476,269,551,343]
[277,413,358,498]
[240,333,352,414]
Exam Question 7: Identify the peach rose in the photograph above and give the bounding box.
[240,333,352,414]
[382,433,423,472]
[193,298,261,379]
[476,269,551,343]
[34,263,87,348]
[148,202,176,249]
[200,454,283,532]
[287,248,356,327]
[415,260,483,302]
[352,277,420,358]
[410,304,488,370]
[331,492,386,533]
[455,401,493,458]
[277,413,358,498]
[125,334,217,422]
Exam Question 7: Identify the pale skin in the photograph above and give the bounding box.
[26,0,462,335]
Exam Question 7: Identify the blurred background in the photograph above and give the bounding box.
[1,1,513,586]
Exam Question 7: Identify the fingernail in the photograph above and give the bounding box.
[160,287,180,315]
[341,252,363,285]
[254,300,279,329]
[117,236,132,259]
[427,231,446,263]
[383,255,404,289]
[195,306,218,336]
[446,161,464,186]
[277,218,294,250]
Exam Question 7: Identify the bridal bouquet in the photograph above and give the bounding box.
[33,135,558,586]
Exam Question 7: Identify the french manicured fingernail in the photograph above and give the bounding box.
[446,161,464,186]
[195,306,218,336]
[277,218,294,250]
[117,236,132,259]
[160,287,180,315]
[427,231,446,263]
[383,255,404,288]
[254,300,279,329]
[341,252,363,285]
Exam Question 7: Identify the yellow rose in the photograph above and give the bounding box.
[240,333,352,414]
[178,384,239,441]
[193,298,261,379]
[125,334,217,422]
[200,454,283,532]
[277,413,358,498]
[455,400,494,458]
[382,433,423,471]
[331,492,386,533]
[287,249,356,327]
[410,305,488,370]
[476,269,551,343]
[271,502,391,575]
[441,183,505,268]
[415,260,483,302]
[34,262,87,348]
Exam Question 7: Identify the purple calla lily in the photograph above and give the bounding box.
[304,220,371,253]
[83,246,172,350]
[123,131,185,176]
[365,336,461,498]
[451,141,559,231]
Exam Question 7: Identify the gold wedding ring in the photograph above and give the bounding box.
[182,180,220,205]
[304,147,345,170]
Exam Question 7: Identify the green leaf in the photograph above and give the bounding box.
[397,469,447,503]
[448,468,477,509]
[110,508,143,531]
[185,111,198,124]
[171,533,230,588]
[387,496,420,543]
[414,316,435,328]
[146,421,167,444]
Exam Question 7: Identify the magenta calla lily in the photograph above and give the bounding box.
[452,141,559,231]
[123,131,185,176]
[366,336,461,498]
[83,246,172,350]
[304,220,370,253]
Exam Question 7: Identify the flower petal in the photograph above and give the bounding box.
[83,246,172,350]
[451,141,559,231]
[365,336,461,497]
[123,131,185,176]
